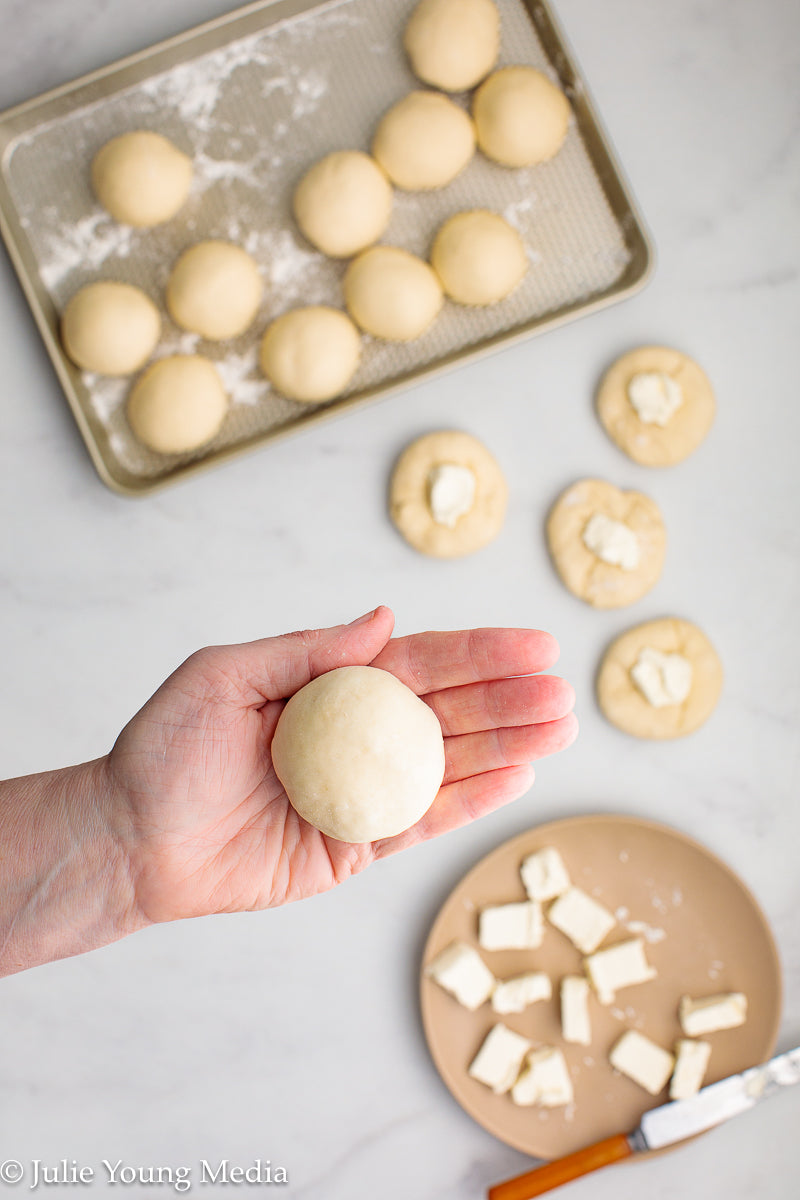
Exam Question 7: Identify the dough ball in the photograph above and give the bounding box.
[61,281,160,376]
[403,0,500,92]
[546,478,666,609]
[127,355,228,455]
[430,210,527,305]
[292,151,392,258]
[344,246,443,341]
[166,241,263,340]
[597,619,723,739]
[473,67,570,167]
[596,346,716,467]
[91,131,192,227]
[390,429,508,557]
[271,665,446,842]
[260,307,361,403]
[372,91,475,190]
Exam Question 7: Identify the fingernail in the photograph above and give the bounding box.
[348,607,378,626]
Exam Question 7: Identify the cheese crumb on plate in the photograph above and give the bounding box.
[610,1029,674,1095]
[479,900,544,950]
[492,972,551,1015]
[547,886,616,954]
[469,1024,532,1094]
[679,992,748,1036]
[425,941,495,1010]
[512,1046,574,1108]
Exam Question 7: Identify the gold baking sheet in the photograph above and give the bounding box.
[0,0,653,495]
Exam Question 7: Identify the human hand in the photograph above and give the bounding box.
[108,607,577,924]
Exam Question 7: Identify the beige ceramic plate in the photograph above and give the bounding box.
[420,815,782,1160]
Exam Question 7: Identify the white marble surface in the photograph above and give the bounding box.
[1,0,798,1196]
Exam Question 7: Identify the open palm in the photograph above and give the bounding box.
[108,607,577,924]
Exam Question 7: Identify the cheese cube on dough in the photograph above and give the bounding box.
[670,1039,712,1100]
[547,886,615,954]
[610,1030,674,1095]
[679,992,748,1036]
[512,1046,574,1107]
[583,938,657,1005]
[561,975,591,1045]
[492,971,552,1014]
[520,846,571,901]
[425,941,495,1011]
[479,900,543,951]
[469,1023,532,1094]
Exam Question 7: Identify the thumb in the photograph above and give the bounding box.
[212,605,397,706]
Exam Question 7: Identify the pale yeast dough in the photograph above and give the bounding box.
[597,619,723,739]
[166,241,263,341]
[403,0,500,93]
[293,151,392,258]
[372,91,475,190]
[473,67,570,167]
[344,246,443,341]
[91,131,192,227]
[61,281,160,376]
[271,666,445,842]
[596,346,716,466]
[547,479,666,608]
[390,430,508,557]
[260,306,361,403]
[127,355,228,455]
[430,210,527,305]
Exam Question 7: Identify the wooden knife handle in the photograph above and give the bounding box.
[487,1133,633,1200]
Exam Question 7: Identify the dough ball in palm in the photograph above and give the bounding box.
[271,665,446,843]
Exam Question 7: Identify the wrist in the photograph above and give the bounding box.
[0,756,151,977]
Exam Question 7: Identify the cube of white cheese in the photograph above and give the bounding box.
[583,938,657,1005]
[512,1046,574,1108]
[610,1030,674,1096]
[547,886,616,954]
[520,846,571,901]
[679,992,748,1036]
[561,975,591,1045]
[669,1039,712,1100]
[425,941,495,1011]
[492,971,552,1015]
[479,901,543,951]
[469,1023,532,1094]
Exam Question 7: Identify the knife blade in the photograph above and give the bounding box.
[488,1046,800,1200]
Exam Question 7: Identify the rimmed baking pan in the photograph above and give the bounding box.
[0,0,653,495]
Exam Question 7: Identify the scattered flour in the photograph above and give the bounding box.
[215,347,271,407]
[40,213,133,290]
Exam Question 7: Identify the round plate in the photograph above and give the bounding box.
[420,815,782,1160]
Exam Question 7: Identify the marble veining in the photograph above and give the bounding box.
[0,0,798,1198]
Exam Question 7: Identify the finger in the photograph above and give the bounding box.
[425,674,575,737]
[188,606,396,706]
[370,628,560,695]
[441,713,579,785]
[372,764,536,859]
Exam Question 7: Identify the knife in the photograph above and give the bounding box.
[488,1045,800,1200]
